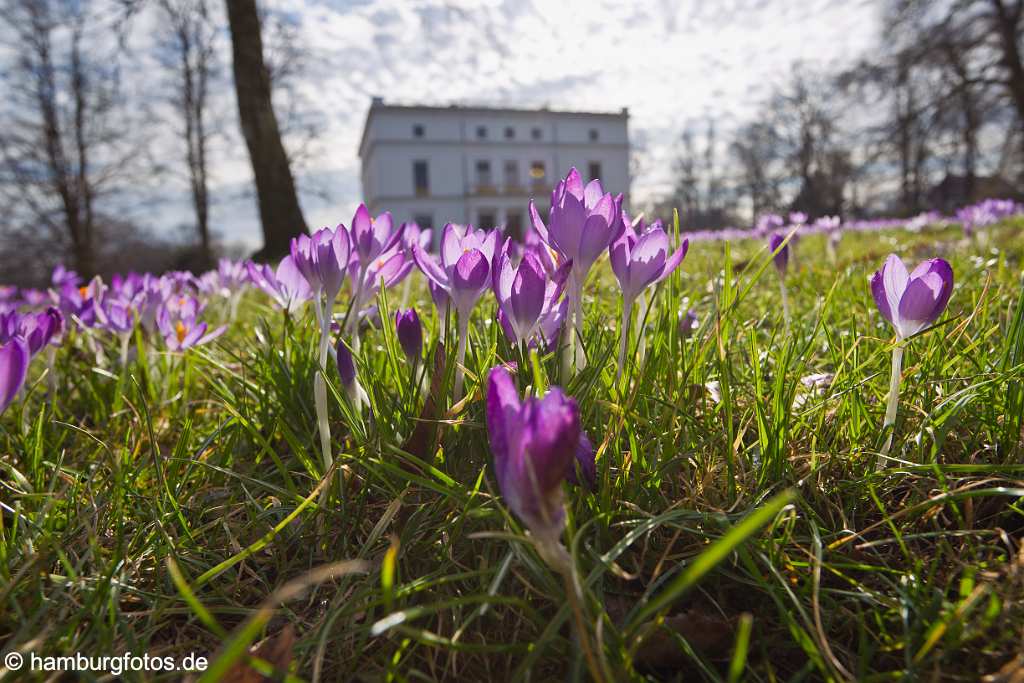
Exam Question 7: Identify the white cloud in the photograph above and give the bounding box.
[132,0,884,250]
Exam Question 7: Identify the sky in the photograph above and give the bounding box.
[137,0,884,251]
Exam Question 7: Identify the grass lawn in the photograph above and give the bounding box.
[3,219,1024,681]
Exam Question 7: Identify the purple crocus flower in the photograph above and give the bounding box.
[412,223,498,321]
[485,364,581,546]
[0,337,29,415]
[290,226,352,302]
[768,233,789,274]
[871,254,954,340]
[246,256,313,313]
[156,297,225,351]
[492,238,570,348]
[530,167,624,275]
[529,168,624,372]
[23,308,65,353]
[350,204,403,267]
[394,308,423,362]
[608,217,686,378]
[412,224,498,399]
[609,218,687,307]
[1,309,64,355]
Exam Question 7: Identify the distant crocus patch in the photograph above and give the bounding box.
[871,254,954,340]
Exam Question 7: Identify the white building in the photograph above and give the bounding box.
[357,98,630,244]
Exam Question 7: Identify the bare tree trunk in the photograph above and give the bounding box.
[992,0,1024,127]
[225,0,307,261]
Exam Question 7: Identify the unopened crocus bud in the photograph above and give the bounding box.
[395,308,423,362]
[678,308,698,339]
[485,365,581,549]
[769,233,789,274]
[565,432,597,490]
[336,337,369,411]
[336,338,356,386]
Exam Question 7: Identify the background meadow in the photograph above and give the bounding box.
[2,215,1024,681]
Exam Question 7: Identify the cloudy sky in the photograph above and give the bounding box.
[141,0,883,250]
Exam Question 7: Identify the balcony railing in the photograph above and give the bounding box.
[470,181,550,196]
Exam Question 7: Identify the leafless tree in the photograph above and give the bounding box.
[155,0,217,265]
[0,0,135,278]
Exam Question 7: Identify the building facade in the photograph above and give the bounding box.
[358,98,630,244]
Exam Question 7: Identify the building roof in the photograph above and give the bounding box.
[358,97,629,157]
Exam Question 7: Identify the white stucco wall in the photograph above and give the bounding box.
[359,101,630,247]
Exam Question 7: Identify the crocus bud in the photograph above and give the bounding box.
[565,431,597,490]
[336,337,356,387]
[769,233,789,274]
[0,337,29,415]
[395,308,423,362]
[485,365,581,547]
[678,308,698,339]
[870,254,953,340]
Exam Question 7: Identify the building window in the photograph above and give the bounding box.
[504,126,515,140]
[506,210,524,241]
[413,124,425,138]
[588,128,599,142]
[529,161,546,181]
[475,160,493,189]
[413,160,429,196]
[413,213,433,230]
[588,162,602,182]
[503,160,519,190]
[531,127,542,141]
[478,209,497,227]
[476,125,487,139]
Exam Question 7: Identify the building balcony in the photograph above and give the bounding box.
[469,182,550,197]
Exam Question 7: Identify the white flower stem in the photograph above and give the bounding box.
[779,276,791,334]
[313,296,333,477]
[880,344,904,459]
[400,274,412,308]
[347,274,365,337]
[453,313,469,402]
[616,298,633,383]
[636,291,649,364]
[571,274,586,371]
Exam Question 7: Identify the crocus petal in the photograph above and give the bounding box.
[549,191,585,262]
[563,167,584,200]
[898,269,951,335]
[529,200,549,242]
[523,387,580,492]
[0,337,29,414]
[452,249,489,292]
[440,224,464,270]
[582,179,605,210]
[486,365,522,487]
[881,253,909,322]
[654,239,688,284]
[576,211,613,270]
[412,243,450,291]
[627,228,670,290]
[870,270,893,326]
[509,256,546,338]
